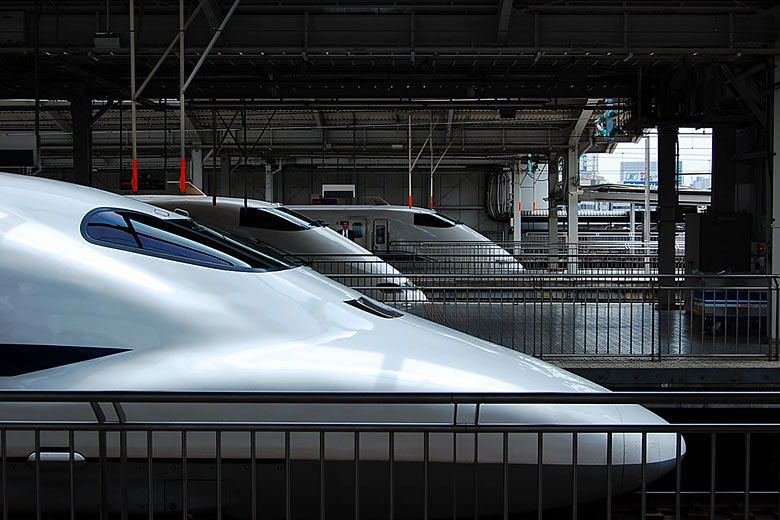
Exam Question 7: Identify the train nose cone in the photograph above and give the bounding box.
[614,403,684,493]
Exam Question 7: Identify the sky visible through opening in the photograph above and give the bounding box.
[581,127,712,189]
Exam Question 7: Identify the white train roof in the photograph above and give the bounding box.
[286,204,443,215]
[0,172,183,229]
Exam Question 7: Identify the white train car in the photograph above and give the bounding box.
[287,204,524,275]
[133,195,425,303]
[0,173,679,517]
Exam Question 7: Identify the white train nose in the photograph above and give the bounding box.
[614,403,685,492]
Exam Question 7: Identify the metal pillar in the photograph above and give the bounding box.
[630,203,636,241]
[643,132,652,271]
[644,133,651,244]
[567,147,580,273]
[513,162,522,242]
[70,93,92,186]
[191,149,203,191]
[211,108,217,205]
[658,126,678,308]
[178,0,186,193]
[771,51,780,345]
[548,154,559,271]
[774,54,780,278]
[408,114,413,208]
[429,114,434,209]
[265,163,273,202]
[712,125,737,213]
[129,0,137,192]
[520,163,535,212]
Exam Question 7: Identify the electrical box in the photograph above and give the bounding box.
[685,213,751,273]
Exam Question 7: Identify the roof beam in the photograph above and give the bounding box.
[312,110,327,146]
[182,0,241,93]
[497,0,513,44]
[201,0,222,29]
[720,64,766,129]
[569,98,600,150]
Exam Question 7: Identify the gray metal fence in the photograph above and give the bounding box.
[0,391,778,520]
[328,272,780,360]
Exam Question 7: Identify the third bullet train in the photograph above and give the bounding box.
[0,173,680,517]
[288,203,525,274]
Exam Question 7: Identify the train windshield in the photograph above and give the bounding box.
[239,207,317,231]
[413,212,457,228]
[84,209,293,272]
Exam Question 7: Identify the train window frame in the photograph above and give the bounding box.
[413,212,457,228]
[81,207,292,272]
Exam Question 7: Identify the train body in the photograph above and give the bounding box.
[133,195,425,302]
[0,173,680,517]
[287,204,525,274]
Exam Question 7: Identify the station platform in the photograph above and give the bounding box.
[549,357,780,389]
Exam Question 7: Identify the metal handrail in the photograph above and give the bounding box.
[1,390,780,405]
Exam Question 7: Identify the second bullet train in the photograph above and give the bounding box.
[132,194,426,303]
[0,173,680,517]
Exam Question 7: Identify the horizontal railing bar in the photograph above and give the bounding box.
[3,391,780,404]
[1,423,780,433]
[319,272,778,280]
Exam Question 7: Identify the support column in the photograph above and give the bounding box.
[772,51,780,344]
[265,163,274,202]
[178,0,186,193]
[191,148,203,192]
[520,163,535,212]
[629,203,636,241]
[643,132,652,271]
[567,147,579,273]
[220,153,230,197]
[69,92,92,186]
[658,125,678,308]
[513,162,522,242]
[712,124,737,214]
[548,154,559,270]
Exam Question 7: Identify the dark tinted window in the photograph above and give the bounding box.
[84,209,291,271]
[375,224,386,245]
[239,207,309,231]
[413,212,457,228]
[352,222,364,238]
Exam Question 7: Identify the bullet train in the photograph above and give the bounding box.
[131,194,426,303]
[0,173,680,517]
[288,204,525,275]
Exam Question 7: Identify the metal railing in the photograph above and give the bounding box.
[387,240,686,275]
[0,391,779,520]
[335,273,780,360]
[273,248,779,360]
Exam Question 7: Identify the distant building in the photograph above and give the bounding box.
[580,154,604,186]
[620,161,658,185]
[688,175,711,190]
